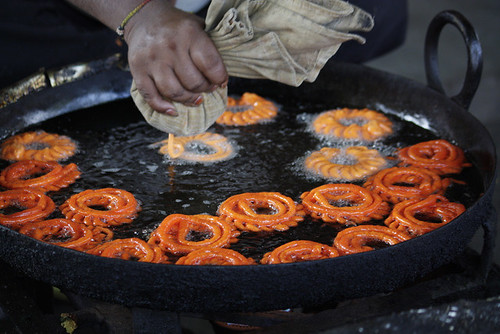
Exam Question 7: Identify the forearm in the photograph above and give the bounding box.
[64,0,175,32]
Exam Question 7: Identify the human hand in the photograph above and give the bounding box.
[124,1,228,116]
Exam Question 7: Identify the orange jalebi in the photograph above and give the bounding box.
[148,214,240,255]
[217,192,305,232]
[363,166,450,204]
[0,189,55,230]
[384,194,466,236]
[397,139,471,175]
[175,248,256,265]
[260,240,339,264]
[304,146,386,181]
[18,218,113,251]
[0,160,80,192]
[0,131,77,161]
[333,225,411,255]
[87,237,169,263]
[60,188,141,227]
[312,108,393,141]
[300,184,390,225]
[155,132,236,162]
[216,92,278,126]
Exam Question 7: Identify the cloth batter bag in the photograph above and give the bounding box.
[131,0,374,135]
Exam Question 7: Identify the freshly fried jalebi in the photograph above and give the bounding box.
[60,188,141,227]
[260,240,339,264]
[300,184,390,225]
[334,225,411,255]
[312,108,393,141]
[156,132,235,162]
[385,194,466,236]
[0,160,80,192]
[216,92,278,126]
[363,166,450,204]
[0,131,77,161]
[304,146,386,181]
[148,214,240,255]
[87,237,170,263]
[175,248,256,265]
[217,192,305,232]
[18,218,113,251]
[0,189,55,230]
[397,139,470,175]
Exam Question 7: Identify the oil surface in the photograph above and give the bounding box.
[0,98,483,261]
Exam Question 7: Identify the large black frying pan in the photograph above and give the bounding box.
[0,11,496,313]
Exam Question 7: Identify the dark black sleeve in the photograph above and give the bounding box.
[330,0,408,63]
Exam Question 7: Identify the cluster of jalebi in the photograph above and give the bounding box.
[0,131,163,263]
[0,103,472,266]
[143,192,305,265]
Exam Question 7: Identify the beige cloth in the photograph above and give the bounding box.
[131,0,374,135]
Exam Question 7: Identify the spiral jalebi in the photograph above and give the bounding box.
[0,131,77,161]
[260,240,339,264]
[18,218,113,251]
[87,237,170,263]
[0,189,55,230]
[217,192,305,232]
[0,160,80,192]
[300,184,390,225]
[176,248,255,265]
[334,225,411,255]
[363,166,450,204]
[148,214,240,255]
[216,92,278,126]
[397,139,470,175]
[60,188,141,227]
[384,194,466,236]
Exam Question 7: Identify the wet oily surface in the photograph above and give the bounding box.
[0,97,484,261]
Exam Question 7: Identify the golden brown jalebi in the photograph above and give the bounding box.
[217,192,305,232]
[333,225,411,255]
[312,108,393,141]
[175,247,256,265]
[156,132,235,162]
[363,166,450,204]
[18,218,113,251]
[260,240,339,264]
[397,139,471,175]
[216,92,278,126]
[87,237,170,263]
[148,214,240,255]
[0,131,77,161]
[0,189,55,230]
[0,160,80,193]
[304,146,387,181]
[300,184,390,225]
[60,188,141,227]
[384,194,466,236]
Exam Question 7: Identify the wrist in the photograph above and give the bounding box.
[122,0,176,43]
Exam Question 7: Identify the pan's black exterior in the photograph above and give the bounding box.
[0,11,496,312]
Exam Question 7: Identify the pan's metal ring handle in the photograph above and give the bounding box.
[424,10,483,111]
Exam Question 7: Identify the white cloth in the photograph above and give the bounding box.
[131,0,374,136]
